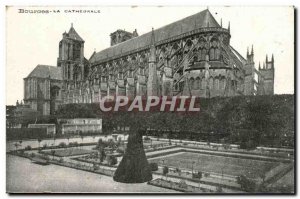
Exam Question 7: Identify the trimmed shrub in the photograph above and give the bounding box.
[106,155,118,166]
[58,142,67,148]
[149,162,158,171]
[25,145,32,150]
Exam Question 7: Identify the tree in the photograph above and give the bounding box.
[67,135,70,145]
[79,131,84,148]
[192,171,202,189]
[107,155,118,166]
[108,139,115,149]
[259,172,266,185]
[42,143,47,149]
[51,150,56,160]
[58,142,67,148]
[179,180,188,189]
[25,145,32,150]
[236,175,256,192]
[216,186,222,193]
[163,166,169,181]
[97,138,103,147]
[14,143,19,151]
[99,148,106,163]
[37,138,42,149]
[19,140,23,149]
[176,167,181,176]
[149,162,158,171]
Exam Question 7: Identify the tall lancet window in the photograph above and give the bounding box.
[198,37,207,61]
[209,37,220,60]
[73,43,81,60]
[194,77,200,90]
[59,42,62,58]
[68,43,71,60]
[189,77,194,89]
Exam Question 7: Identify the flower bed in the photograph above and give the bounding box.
[41,148,94,157]
[148,178,213,193]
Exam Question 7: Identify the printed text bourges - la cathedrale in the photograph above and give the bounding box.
[18,9,101,14]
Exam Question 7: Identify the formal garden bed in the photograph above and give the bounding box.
[148,178,214,193]
[40,148,94,157]
[72,153,118,167]
[149,151,279,179]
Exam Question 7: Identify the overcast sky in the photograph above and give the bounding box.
[6,6,294,105]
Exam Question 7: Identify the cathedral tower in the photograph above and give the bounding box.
[258,54,275,95]
[57,23,85,82]
[244,45,255,95]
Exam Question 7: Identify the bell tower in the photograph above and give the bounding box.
[57,23,85,81]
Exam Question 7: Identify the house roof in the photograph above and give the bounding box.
[26,65,62,80]
[90,9,221,63]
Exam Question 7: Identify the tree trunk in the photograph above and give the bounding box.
[113,129,152,183]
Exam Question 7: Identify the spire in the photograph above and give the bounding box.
[266,54,268,63]
[247,47,249,56]
[272,54,274,62]
[149,28,156,63]
[150,27,155,46]
[259,62,261,70]
[68,24,84,41]
[263,62,266,69]
[251,45,254,55]
[228,21,230,32]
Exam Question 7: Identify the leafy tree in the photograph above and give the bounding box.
[236,175,256,192]
[163,166,169,180]
[37,138,42,149]
[25,145,32,150]
[106,155,118,166]
[58,142,67,148]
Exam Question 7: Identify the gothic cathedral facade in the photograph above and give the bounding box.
[24,9,274,115]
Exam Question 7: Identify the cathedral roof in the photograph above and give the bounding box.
[68,25,84,42]
[26,65,62,80]
[90,9,221,63]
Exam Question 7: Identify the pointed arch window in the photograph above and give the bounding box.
[189,77,194,89]
[198,37,207,61]
[209,38,220,60]
[194,77,200,90]
[201,78,206,89]
[73,43,81,60]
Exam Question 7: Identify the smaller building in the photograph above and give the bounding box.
[6,100,40,128]
[58,118,102,135]
[28,124,56,135]
[110,29,138,46]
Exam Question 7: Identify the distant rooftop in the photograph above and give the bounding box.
[25,65,62,80]
[90,9,222,64]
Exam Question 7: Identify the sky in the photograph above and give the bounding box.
[6,6,294,105]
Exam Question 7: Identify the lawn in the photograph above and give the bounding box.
[149,152,279,179]
[42,148,94,157]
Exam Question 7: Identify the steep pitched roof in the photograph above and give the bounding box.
[90,9,220,63]
[26,65,62,80]
[68,26,84,42]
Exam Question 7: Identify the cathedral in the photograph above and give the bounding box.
[23,9,275,115]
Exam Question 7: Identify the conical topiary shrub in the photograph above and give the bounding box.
[113,129,152,183]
